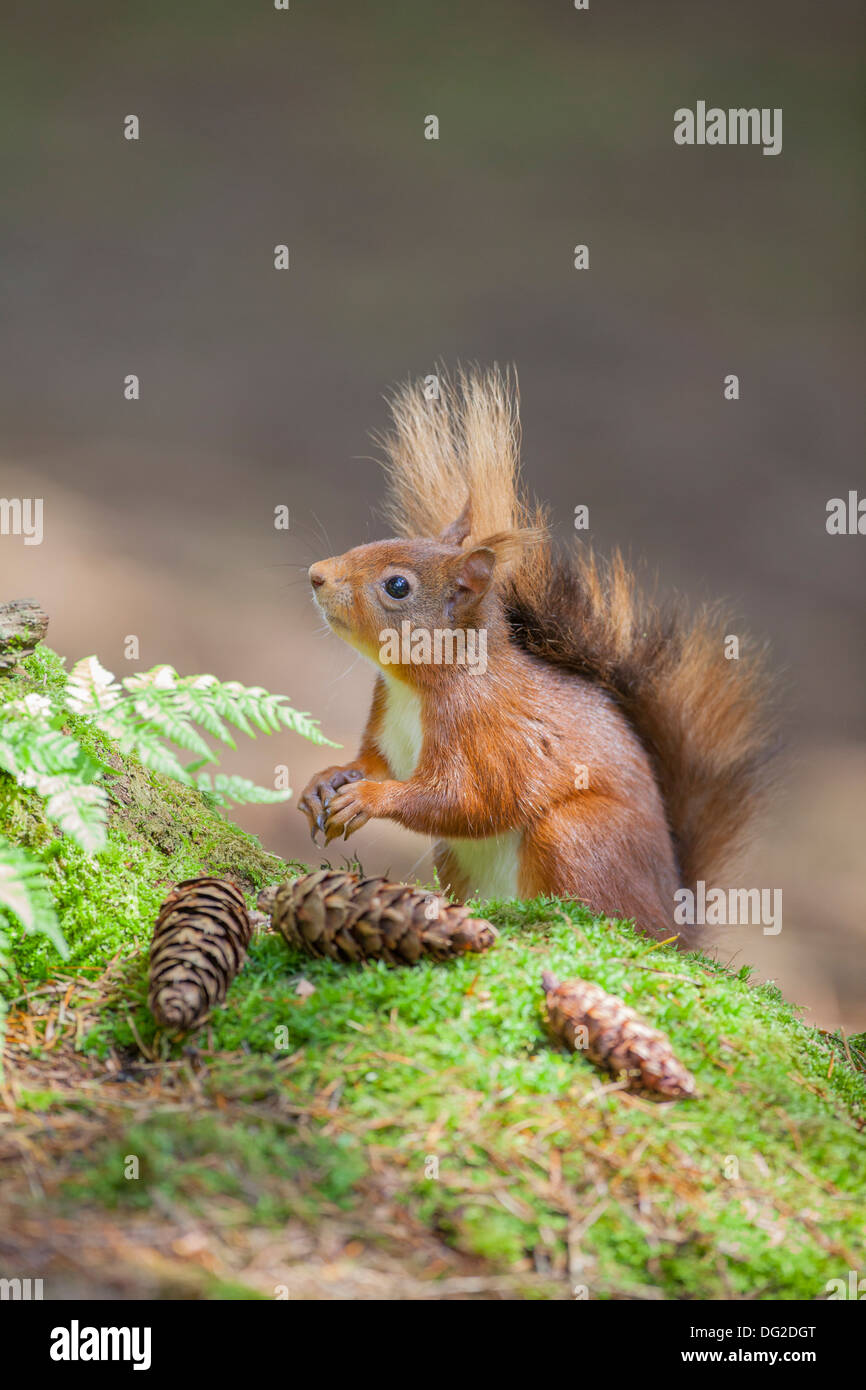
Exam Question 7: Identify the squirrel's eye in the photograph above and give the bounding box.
[384,575,411,599]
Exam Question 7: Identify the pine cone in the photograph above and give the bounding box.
[256,883,279,916]
[267,870,497,965]
[541,972,696,1099]
[148,876,252,1032]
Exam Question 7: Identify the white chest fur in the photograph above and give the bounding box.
[376,676,521,899]
[376,676,424,781]
[448,832,522,899]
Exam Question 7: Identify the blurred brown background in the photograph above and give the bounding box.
[2,1,863,1027]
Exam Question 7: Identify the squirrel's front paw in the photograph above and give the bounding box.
[298,765,365,844]
[322,779,392,844]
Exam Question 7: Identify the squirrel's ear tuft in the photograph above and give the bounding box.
[474,526,546,572]
[451,546,496,613]
[439,496,473,547]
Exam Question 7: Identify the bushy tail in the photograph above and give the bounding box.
[504,549,776,887]
[379,365,775,886]
[378,363,546,542]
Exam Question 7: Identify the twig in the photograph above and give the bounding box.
[123,1007,156,1063]
[611,959,704,988]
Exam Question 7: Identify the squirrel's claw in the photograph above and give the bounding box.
[322,784,374,842]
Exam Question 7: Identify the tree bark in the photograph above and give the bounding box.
[0,598,49,673]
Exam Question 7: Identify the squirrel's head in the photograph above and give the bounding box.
[308,498,545,681]
[307,501,518,680]
[309,538,497,676]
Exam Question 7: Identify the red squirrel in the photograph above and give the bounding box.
[299,367,773,943]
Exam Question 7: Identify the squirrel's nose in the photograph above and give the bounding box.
[309,565,326,589]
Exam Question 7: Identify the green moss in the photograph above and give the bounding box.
[73,899,865,1298]
[3,647,865,1299]
[60,1113,365,1223]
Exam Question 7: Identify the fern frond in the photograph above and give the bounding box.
[17,728,90,780]
[277,704,338,747]
[43,783,108,854]
[0,703,111,852]
[1,652,336,883]
[65,655,123,715]
[196,772,291,807]
[0,838,67,957]
[178,674,338,748]
[175,681,236,747]
[124,699,214,761]
[113,726,192,783]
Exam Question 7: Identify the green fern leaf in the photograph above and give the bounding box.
[174,682,237,747]
[127,697,214,761]
[196,772,290,807]
[278,705,339,747]
[209,684,257,738]
[65,655,122,715]
[43,783,108,853]
[115,727,192,783]
[0,840,67,957]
